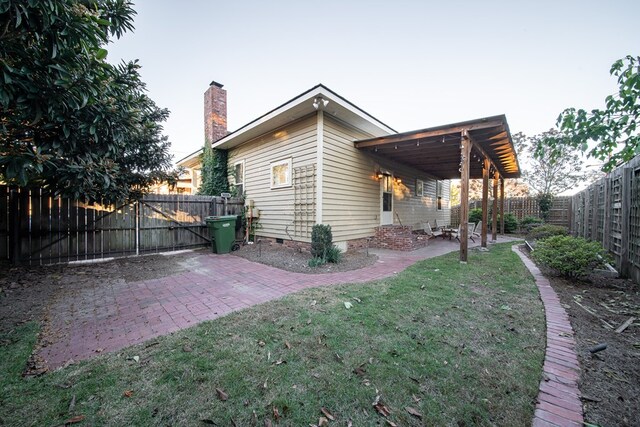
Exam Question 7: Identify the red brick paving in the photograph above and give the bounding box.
[513,246,584,427]
[39,240,470,369]
[38,238,518,372]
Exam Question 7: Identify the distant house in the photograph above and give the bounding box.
[178,82,520,251]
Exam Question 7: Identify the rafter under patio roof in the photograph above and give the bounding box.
[354,114,520,180]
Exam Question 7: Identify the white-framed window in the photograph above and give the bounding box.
[233,160,245,195]
[415,179,424,197]
[270,158,292,189]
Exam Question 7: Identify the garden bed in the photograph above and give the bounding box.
[232,242,378,274]
[545,271,639,426]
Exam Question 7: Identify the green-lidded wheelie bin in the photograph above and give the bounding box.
[205,215,237,254]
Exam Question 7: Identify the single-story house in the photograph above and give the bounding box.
[178,82,520,257]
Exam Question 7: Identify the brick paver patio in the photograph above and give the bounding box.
[40,238,499,368]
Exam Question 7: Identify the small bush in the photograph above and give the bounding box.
[469,208,483,224]
[308,257,326,267]
[528,224,568,241]
[325,245,342,264]
[532,235,609,278]
[520,216,545,233]
[311,224,333,259]
[310,224,341,266]
[501,213,519,234]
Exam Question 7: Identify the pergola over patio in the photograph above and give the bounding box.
[354,114,521,262]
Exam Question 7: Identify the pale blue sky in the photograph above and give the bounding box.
[107,0,640,162]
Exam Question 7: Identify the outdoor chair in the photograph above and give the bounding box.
[422,222,443,239]
[452,224,476,242]
[472,221,482,239]
[434,219,442,230]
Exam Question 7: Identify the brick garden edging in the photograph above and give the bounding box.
[512,245,585,427]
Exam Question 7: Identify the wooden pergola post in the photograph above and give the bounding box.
[481,158,490,247]
[500,177,505,235]
[459,130,471,263]
[492,170,499,242]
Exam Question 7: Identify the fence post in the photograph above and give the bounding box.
[8,187,20,264]
[602,176,611,251]
[620,167,632,277]
[135,200,140,256]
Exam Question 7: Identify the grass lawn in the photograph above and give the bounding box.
[0,243,545,426]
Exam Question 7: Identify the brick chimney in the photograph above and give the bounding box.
[204,81,227,146]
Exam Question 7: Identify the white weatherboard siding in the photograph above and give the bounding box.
[322,116,380,242]
[387,167,451,229]
[227,115,317,241]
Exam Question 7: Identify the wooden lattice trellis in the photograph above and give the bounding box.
[293,164,316,239]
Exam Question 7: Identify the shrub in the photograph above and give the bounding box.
[469,208,483,224]
[310,224,341,265]
[311,224,333,259]
[520,216,544,233]
[308,257,326,268]
[532,235,609,278]
[325,245,342,264]
[501,213,519,233]
[528,224,568,241]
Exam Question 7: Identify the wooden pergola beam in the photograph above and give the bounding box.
[500,177,505,235]
[492,170,499,242]
[481,158,490,248]
[354,120,504,149]
[460,130,471,263]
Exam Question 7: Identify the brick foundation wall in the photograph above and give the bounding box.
[370,225,428,251]
[256,237,312,253]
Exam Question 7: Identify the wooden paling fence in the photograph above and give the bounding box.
[450,196,572,228]
[570,155,640,284]
[0,186,244,265]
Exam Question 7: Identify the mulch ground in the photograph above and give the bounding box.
[231,242,378,273]
[544,270,639,426]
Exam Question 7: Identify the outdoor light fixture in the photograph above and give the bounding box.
[313,96,329,110]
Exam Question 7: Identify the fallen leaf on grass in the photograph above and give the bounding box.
[273,359,286,366]
[133,355,140,362]
[272,406,280,420]
[372,391,391,417]
[374,403,391,417]
[215,388,228,401]
[412,394,421,403]
[183,345,193,353]
[405,406,422,419]
[123,390,133,398]
[353,365,366,376]
[344,301,353,309]
[385,420,398,427]
[65,415,85,424]
[352,297,362,303]
[284,341,291,349]
[258,341,266,347]
[318,417,329,426]
[347,420,353,427]
[310,300,317,306]
[68,394,76,413]
[320,407,335,420]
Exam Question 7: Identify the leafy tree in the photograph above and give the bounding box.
[449,178,529,205]
[514,130,601,196]
[0,0,175,203]
[555,55,640,172]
